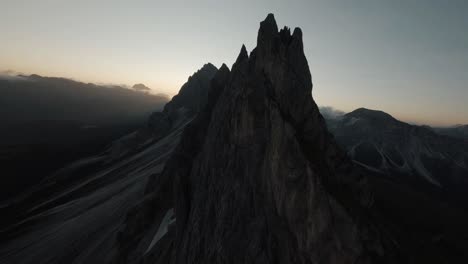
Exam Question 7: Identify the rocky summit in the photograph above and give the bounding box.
[2,4,468,263]
[1,14,405,264]
[116,14,398,264]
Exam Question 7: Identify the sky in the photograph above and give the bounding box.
[1,0,467,126]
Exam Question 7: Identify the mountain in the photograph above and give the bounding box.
[108,63,218,162]
[0,15,398,263]
[0,74,169,200]
[328,108,468,192]
[114,14,398,264]
[0,74,168,126]
[0,63,217,263]
[325,107,468,262]
[433,124,468,141]
[2,14,468,264]
[163,63,218,114]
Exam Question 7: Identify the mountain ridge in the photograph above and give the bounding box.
[324,106,468,201]
[115,13,398,264]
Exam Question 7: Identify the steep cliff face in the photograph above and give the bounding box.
[0,64,217,264]
[0,14,400,264]
[134,14,396,264]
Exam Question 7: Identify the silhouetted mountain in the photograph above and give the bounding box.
[102,63,218,163]
[115,14,398,264]
[347,107,398,124]
[2,14,468,264]
[0,63,218,264]
[0,74,168,199]
[328,108,468,190]
[324,107,468,262]
[0,74,167,126]
[162,63,218,114]
[0,15,400,264]
[433,124,468,141]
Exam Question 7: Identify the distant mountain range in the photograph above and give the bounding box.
[323,107,468,263]
[325,107,468,198]
[0,74,167,126]
[433,124,468,141]
[0,74,169,200]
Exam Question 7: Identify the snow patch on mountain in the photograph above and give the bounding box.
[145,208,176,254]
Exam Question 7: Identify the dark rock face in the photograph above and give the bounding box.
[1,14,408,264]
[150,62,218,132]
[134,14,397,264]
[108,64,218,162]
[113,64,231,264]
[163,63,218,116]
[0,64,218,264]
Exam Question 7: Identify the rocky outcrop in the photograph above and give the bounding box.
[163,63,218,115]
[128,14,398,264]
[114,64,230,264]
[107,64,218,162]
[149,63,218,135]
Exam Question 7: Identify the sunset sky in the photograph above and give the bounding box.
[1,0,467,126]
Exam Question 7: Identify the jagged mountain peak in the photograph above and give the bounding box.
[219,63,230,72]
[8,14,396,264]
[239,14,312,127]
[137,13,396,263]
[256,14,305,68]
[259,13,278,36]
[198,62,217,73]
[162,63,218,114]
[235,44,249,63]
